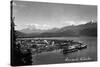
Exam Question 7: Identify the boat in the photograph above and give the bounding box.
[78,44,87,49]
[62,43,87,54]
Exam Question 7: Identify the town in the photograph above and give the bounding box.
[15,39,87,59]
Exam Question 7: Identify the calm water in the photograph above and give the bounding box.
[21,37,97,65]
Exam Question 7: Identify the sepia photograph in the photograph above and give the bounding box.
[11,0,97,66]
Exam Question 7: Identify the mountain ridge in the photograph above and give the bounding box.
[16,21,97,37]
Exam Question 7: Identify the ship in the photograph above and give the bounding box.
[62,42,87,54]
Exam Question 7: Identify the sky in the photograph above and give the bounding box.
[12,1,97,30]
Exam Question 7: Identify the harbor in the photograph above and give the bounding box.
[14,37,97,65]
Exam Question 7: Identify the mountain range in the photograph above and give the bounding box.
[16,21,97,37]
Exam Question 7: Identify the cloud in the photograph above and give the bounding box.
[64,21,76,26]
[15,21,88,30]
[13,2,26,7]
[12,2,17,6]
[25,23,51,30]
[64,20,87,26]
[78,21,87,25]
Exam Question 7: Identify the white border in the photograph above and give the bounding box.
[0,0,99,67]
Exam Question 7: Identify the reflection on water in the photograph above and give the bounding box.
[31,37,97,65]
